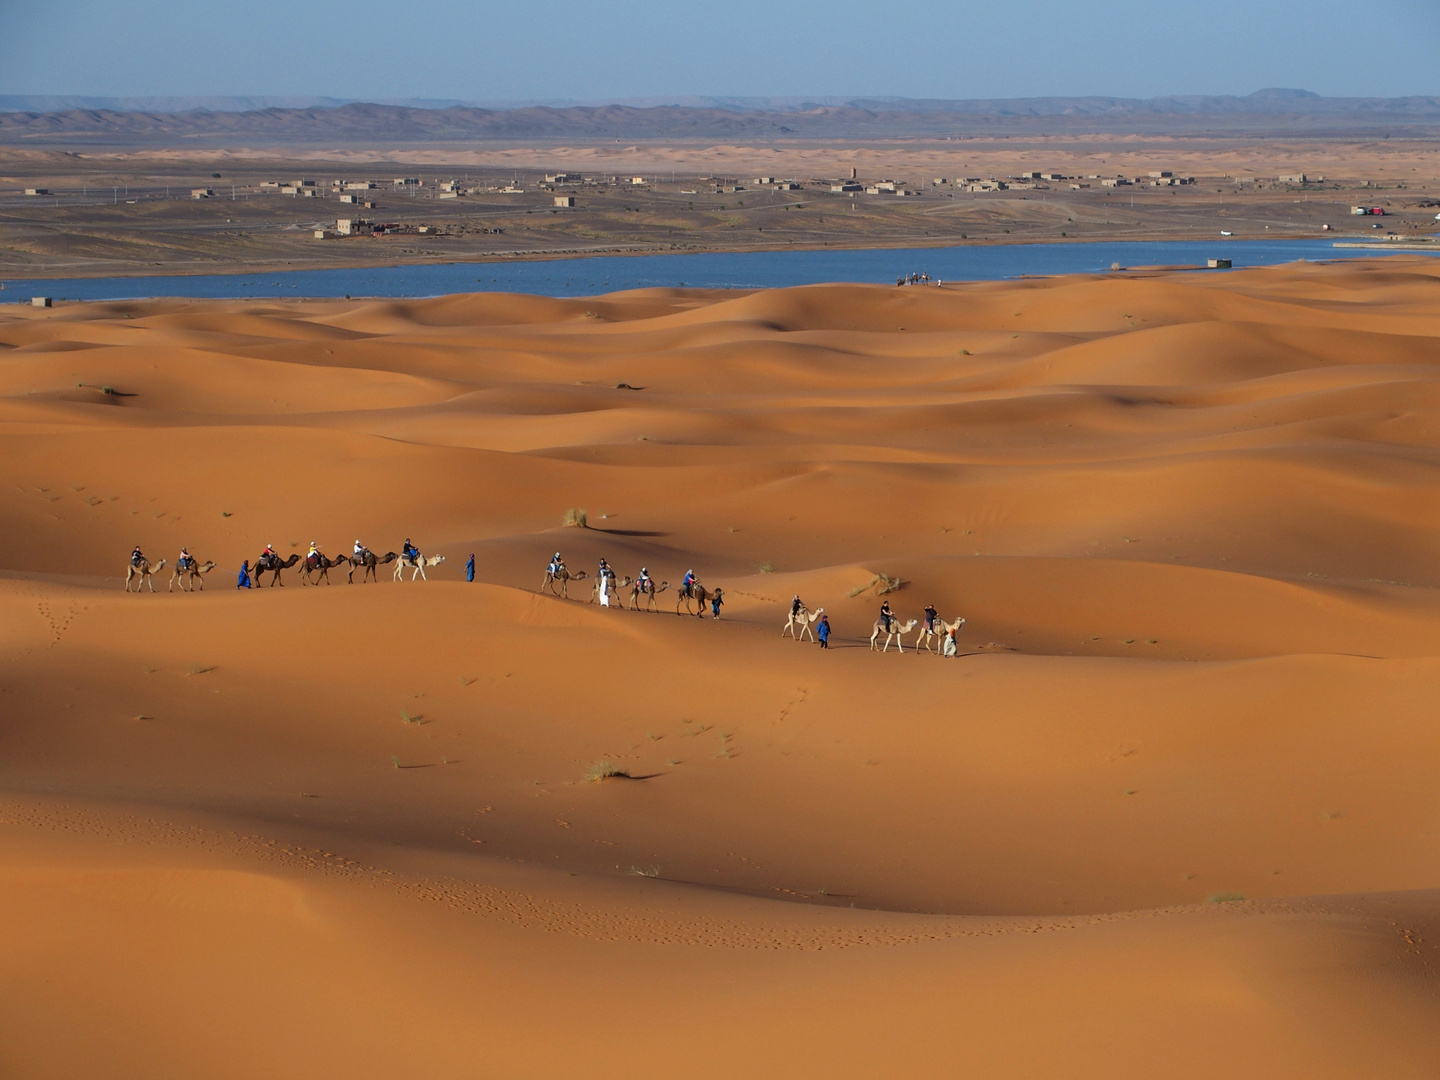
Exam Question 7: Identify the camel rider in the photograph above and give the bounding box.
[353,539,368,562]
[548,552,563,576]
[880,600,894,633]
[307,541,322,567]
[924,604,938,632]
[683,569,696,598]
[403,538,419,563]
[178,547,193,572]
[598,557,609,583]
[637,567,652,593]
[792,594,804,619]
[260,543,276,567]
[131,546,145,568]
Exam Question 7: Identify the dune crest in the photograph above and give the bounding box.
[3,258,1440,1076]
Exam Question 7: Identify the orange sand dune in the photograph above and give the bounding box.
[3,257,1440,1077]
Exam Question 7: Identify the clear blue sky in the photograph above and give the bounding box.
[4,0,1437,102]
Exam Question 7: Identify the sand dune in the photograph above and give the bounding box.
[3,257,1440,1076]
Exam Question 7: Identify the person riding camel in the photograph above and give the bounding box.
[637,566,652,593]
[683,569,697,598]
[307,541,322,568]
[792,594,804,619]
[924,604,938,632]
[548,551,564,576]
[259,543,276,568]
[178,547,193,572]
[880,600,894,634]
[131,546,145,568]
[402,538,419,563]
[353,539,368,561]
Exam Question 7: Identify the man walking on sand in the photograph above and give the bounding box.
[465,554,475,583]
[817,613,831,649]
[236,560,252,589]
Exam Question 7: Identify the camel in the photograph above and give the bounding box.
[782,605,823,641]
[589,572,621,607]
[167,559,216,592]
[916,615,966,655]
[252,552,300,587]
[395,553,445,582]
[124,557,167,593]
[540,565,587,599]
[629,576,669,612]
[870,617,919,653]
[347,550,396,583]
[676,582,716,617]
[299,552,347,586]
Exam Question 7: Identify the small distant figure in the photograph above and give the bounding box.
[177,547,194,572]
[896,276,904,287]
[710,588,724,619]
[791,594,803,619]
[682,568,697,599]
[817,613,831,648]
[465,553,475,582]
[923,603,938,633]
[236,560,252,589]
[879,599,894,634]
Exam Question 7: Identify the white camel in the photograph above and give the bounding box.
[394,553,446,581]
[782,605,823,641]
[916,615,966,655]
[870,617,919,653]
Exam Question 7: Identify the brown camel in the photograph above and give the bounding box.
[394,553,445,582]
[167,559,216,592]
[540,565,587,599]
[124,557,167,593]
[252,552,300,587]
[588,571,621,607]
[782,605,823,641]
[870,617,919,653]
[347,550,397,583]
[299,552,347,586]
[629,577,669,611]
[676,582,716,617]
[916,615,966,655]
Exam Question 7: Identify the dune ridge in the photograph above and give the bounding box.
[3,257,1440,1076]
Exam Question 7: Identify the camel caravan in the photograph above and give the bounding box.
[121,540,968,657]
[124,537,443,591]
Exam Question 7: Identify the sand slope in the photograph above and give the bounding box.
[3,258,1440,1076]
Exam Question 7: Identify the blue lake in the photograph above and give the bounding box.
[4,238,1436,301]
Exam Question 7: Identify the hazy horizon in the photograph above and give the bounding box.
[3,0,1437,103]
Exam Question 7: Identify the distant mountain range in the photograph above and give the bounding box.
[1,90,1436,144]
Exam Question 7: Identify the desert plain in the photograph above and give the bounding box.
[3,256,1440,1076]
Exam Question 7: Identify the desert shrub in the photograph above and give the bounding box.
[562,507,588,528]
[583,759,630,783]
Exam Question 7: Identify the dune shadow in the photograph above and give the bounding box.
[592,528,669,537]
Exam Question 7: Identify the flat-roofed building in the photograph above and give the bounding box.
[553,195,575,207]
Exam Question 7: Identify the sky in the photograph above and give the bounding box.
[2,0,1438,103]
